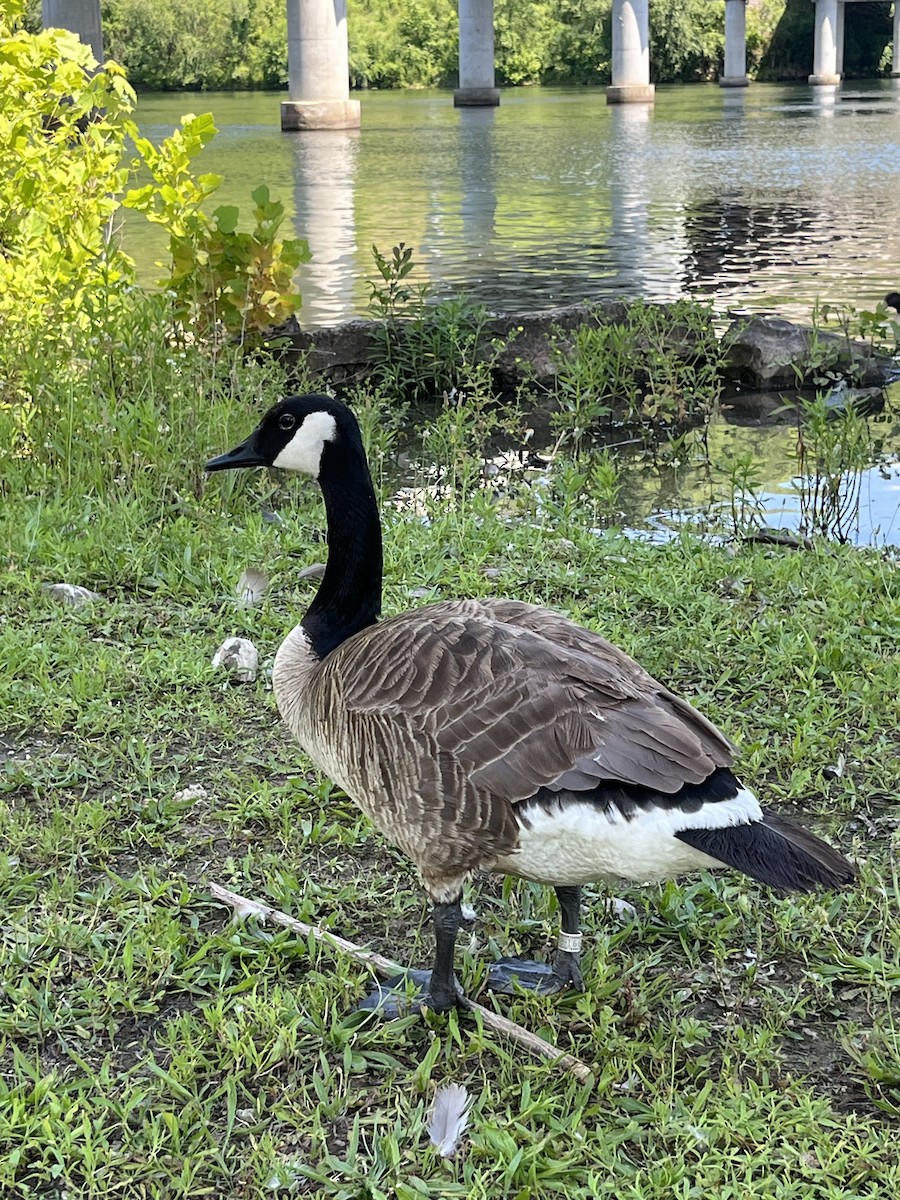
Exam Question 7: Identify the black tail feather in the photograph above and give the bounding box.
[676,811,855,892]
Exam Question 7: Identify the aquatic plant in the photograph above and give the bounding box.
[366,243,498,405]
[716,450,767,540]
[551,298,725,460]
[791,394,874,543]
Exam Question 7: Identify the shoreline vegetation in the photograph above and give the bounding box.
[3,9,900,1195]
[25,0,898,92]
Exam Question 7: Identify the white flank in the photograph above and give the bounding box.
[272,411,338,476]
[492,787,763,885]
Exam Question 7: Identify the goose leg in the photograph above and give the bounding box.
[486,885,585,996]
[357,897,464,1017]
[550,885,585,991]
[428,898,465,1012]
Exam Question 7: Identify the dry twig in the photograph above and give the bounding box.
[208,882,594,1086]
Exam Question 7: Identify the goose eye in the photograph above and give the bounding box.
[279,413,296,431]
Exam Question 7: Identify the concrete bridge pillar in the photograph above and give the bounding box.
[42,0,104,64]
[454,0,499,106]
[835,1,845,76]
[892,1,900,76]
[282,0,360,131]
[809,0,841,85]
[607,0,655,103]
[720,0,749,87]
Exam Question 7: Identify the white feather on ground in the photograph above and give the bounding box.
[427,1083,471,1159]
[298,562,327,580]
[215,890,269,922]
[236,567,269,607]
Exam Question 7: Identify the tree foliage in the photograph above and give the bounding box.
[26,0,895,92]
[348,0,457,88]
[103,0,288,90]
[649,0,724,82]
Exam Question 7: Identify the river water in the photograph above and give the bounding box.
[130,81,900,329]
[127,83,900,544]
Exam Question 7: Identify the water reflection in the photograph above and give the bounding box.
[289,130,359,319]
[721,89,747,116]
[390,403,900,548]
[458,107,498,270]
[682,198,837,297]
[616,406,900,547]
[607,104,652,292]
[811,84,839,117]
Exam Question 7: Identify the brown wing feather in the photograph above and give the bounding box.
[477,598,736,764]
[320,598,735,880]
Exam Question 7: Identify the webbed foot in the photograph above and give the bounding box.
[357,970,464,1018]
[486,949,584,997]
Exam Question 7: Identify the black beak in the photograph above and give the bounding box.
[206,436,265,472]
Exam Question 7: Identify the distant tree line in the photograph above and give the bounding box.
[29,0,895,91]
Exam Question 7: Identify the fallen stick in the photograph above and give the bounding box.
[208,882,594,1086]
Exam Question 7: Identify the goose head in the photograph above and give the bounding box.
[206,393,362,479]
[885,292,900,314]
[206,393,383,658]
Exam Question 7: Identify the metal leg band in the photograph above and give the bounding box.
[557,930,583,954]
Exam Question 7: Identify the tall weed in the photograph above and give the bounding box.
[552,299,724,460]
[366,243,495,404]
[792,395,873,543]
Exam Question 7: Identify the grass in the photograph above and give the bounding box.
[2,317,900,1198]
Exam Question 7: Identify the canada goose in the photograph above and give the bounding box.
[207,394,855,1015]
[886,292,900,314]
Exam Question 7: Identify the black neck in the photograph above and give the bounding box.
[301,435,383,660]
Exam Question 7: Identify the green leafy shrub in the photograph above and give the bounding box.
[124,113,308,339]
[1,4,306,375]
[0,0,136,407]
[0,2,307,486]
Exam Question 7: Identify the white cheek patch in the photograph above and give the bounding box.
[272,411,338,476]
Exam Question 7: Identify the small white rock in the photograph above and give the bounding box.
[42,583,102,607]
[173,784,209,803]
[212,637,259,683]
